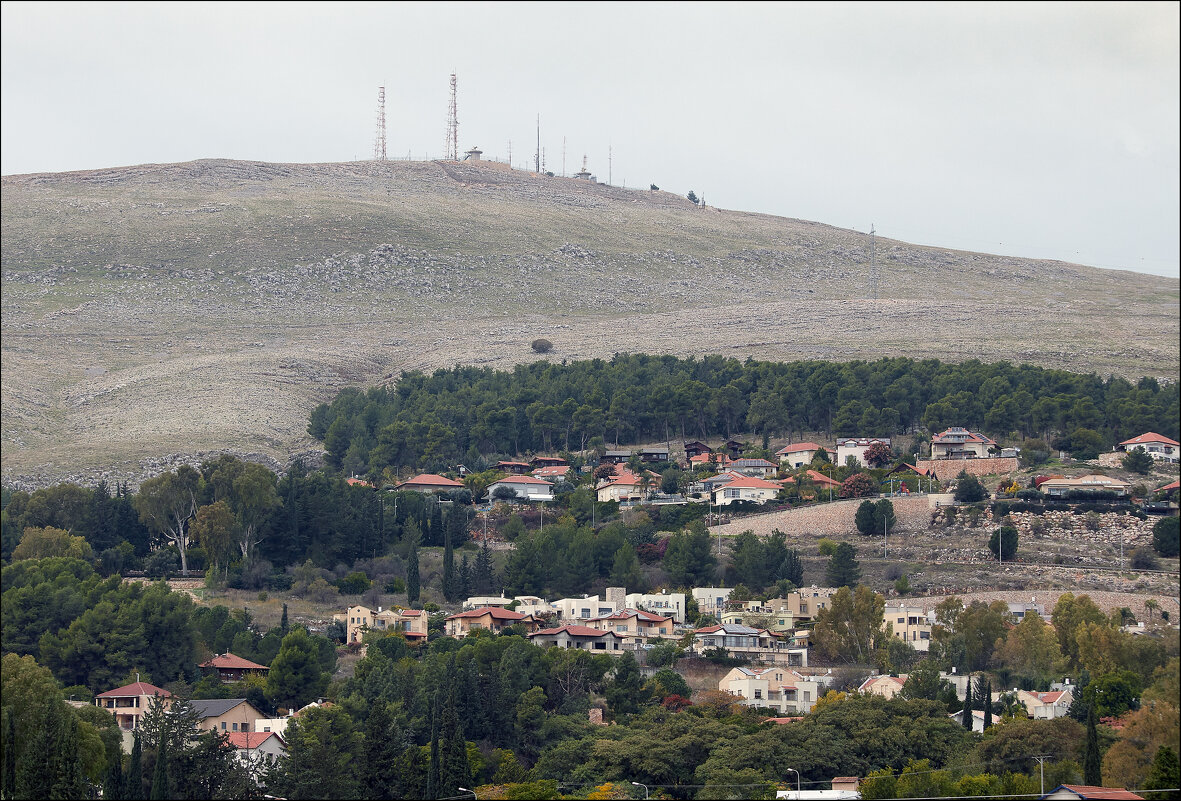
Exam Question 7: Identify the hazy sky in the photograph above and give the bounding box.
[3,1,1178,277]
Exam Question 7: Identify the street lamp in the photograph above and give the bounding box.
[457,787,477,800]
[631,781,649,799]
[786,768,801,796]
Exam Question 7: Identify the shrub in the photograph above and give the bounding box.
[1016,488,1044,501]
[530,338,554,354]
[1121,447,1154,475]
[336,571,372,595]
[1130,548,1161,570]
[840,472,878,499]
[989,525,1019,560]
[144,548,179,578]
[385,576,407,594]
[817,538,838,556]
[650,183,659,191]
[1152,516,1179,558]
[954,471,987,503]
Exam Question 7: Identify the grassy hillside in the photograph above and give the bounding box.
[2,158,1177,487]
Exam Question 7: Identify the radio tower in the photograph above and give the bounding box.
[373,86,387,161]
[445,73,459,160]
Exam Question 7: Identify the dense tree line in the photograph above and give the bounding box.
[307,354,1180,474]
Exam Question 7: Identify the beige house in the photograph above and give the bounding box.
[189,698,265,735]
[884,601,934,652]
[719,666,831,714]
[730,458,779,477]
[1013,688,1074,719]
[690,623,805,665]
[930,427,997,459]
[335,604,429,644]
[857,674,908,699]
[595,469,659,503]
[527,625,626,654]
[585,608,675,643]
[712,474,783,506]
[1039,474,1130,497]
[95,680,173,732]
[444,606,541,637]
[776,442,822,468]
[624,591,686,623]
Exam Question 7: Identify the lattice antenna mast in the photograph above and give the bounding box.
[535,114,540,173]
[608,144,612,186]
[868,224,878,300]
[374,86,387,161]
[445,73,459,160]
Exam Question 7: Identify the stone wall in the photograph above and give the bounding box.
[917,457,1018,481]
[710,496,932,539]
[1007,510,1154,549]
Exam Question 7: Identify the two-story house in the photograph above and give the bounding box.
[692,587,733,620]
[712,474,783,506]
[552,593,623,622]
[930,427,997,459]
[729,458,779,478]
[585,609,675,644]
[884,601,934,651]
[776,442,823,468]
[690,623,799,663]
[486,475,554,502]
[624,591,686,624]
[857,674,909,699]
[335,605,429,644]
[189,698,265,735]
[527,625,626,654]
[1116,432,1180,463]
[835,437,891,468]
[719,666,831,714]
[444,606,541,637]
[95,680,172,732]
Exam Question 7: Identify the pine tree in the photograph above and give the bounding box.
[1083,704,1102,786]
[961,681,973,730]
[126,733,144,800]
[2,710,15,800]
[103,734,125,801]
[1143,746,1180,799]
[825,542,861,588]
[363,701,404,799]
[48,701,86,800]
[406,519,421,606]
[150,738,170,801]
[439,656,471,797]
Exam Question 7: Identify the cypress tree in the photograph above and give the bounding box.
[459,554,472,599]
[442,521,455,602]
[47,704,86,800]
[961,681,973,730]
[475,536,494,594]
[363,701,403,799]
[281,603,289,633]
[1084,704,1102,786]
[126,733,144,800]
[982,679,993,730]
[407,523,421,606]
[439,656,471,797]
[150,738,169,801]
[425,695,440,800]
[103,735,125,801]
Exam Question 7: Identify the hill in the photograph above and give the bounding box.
[2,158,1178,487]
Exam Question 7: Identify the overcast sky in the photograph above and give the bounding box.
[3,1,1178,277]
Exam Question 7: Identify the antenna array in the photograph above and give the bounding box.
[374,86,387,161]
[445,74,459,160]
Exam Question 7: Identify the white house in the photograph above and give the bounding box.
[712,474,783,506]
[835,437,891,467]
[729,458,779,477]
[1116,432,1180,463]
[227,731,286,769]
[624,591,686,623]
[776,442,823,468]
[552,594,623,621]
[487,475,554,502]
[692,587,733,619]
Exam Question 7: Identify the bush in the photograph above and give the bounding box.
[144,548,179,578]
[1130,548,1161,570]
[1121,447,1154,475]
[1016,489,1044,501]
[954,471,987,503]
[1152,516,1179,558]
[817,538,838,556]
[840,472,878,499]
[335,571,372,595]
[385,576,407,594]
[530,338,554,354]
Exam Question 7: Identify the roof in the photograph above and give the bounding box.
[1158,479,1179,492]
[776,442,821,455]
[495,460,531,467]
[199,653,270,671]
[858,675,907,692]
[490,475,553,486]
[591,608,671,623]
[732,458,777,468]
[344,477,371,486]
[187,698,253,719]
[931,427,997,445]
[445,606,527,621]
[530,625,619,638]
[97,681,172,699]
[396,473,464,488]
[1037,691,1068,704]
[533,465,571,477]
[836,437,890,447]
[1119,432,1180,447]
[695,623,761,635]
[226,731,284,750]
[1045,785,1144,800]
[715,474,782,490]
[1039,474,1129,489]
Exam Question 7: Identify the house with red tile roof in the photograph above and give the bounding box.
[95,680,173,731]
[495,460,532,475]
[781,469,842,491]
[857,674,908,699]
[393,473,465,493]
[199,653,270,682]
[487,474,554,502]
[930,427,997,459]
[1116,432,1180,463]
[776,442,823,468]
[444,606,542,637]
[226,730,286,767]
[527,625,626,653]
[585,608,675,643]
[334,604,429,644]
[532,464,571,480]
[595,469,657,503]
[689,452,733,470]
[530,456,568,468]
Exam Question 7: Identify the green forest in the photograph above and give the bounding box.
[308,354,1179,475]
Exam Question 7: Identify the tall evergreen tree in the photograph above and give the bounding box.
[425,695,440,800]
[2,710,15,800]
[442,521,456,602]
[825,542,861,588]
[406,520,421,606]
[150,738,169,801]
[475,535,495,594]
[459,554,472,599]
[103,732,125,801]
[1083,705,1102,786]
[982,679,993,730]
[126,732,144,800]
[280,602,289,633]
[362,701,403,799]
[439,656,471,798]
[961,681,973,730]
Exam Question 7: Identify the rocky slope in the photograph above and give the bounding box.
[2,158,1178,487]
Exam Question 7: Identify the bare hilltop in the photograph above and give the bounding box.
[2,158,1178,487]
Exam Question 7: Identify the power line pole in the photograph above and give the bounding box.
[608,144,612,186]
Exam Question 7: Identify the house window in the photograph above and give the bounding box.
[263,727,271,732]
[754,690,762,699]
[800,603,808,613]
[221,722,227,730]
[920,631,930,640]
[897,617,905,624]
[232,723,239,732]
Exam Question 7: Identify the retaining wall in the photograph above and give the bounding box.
[917,457,1018,481]
[709,495,932,539]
